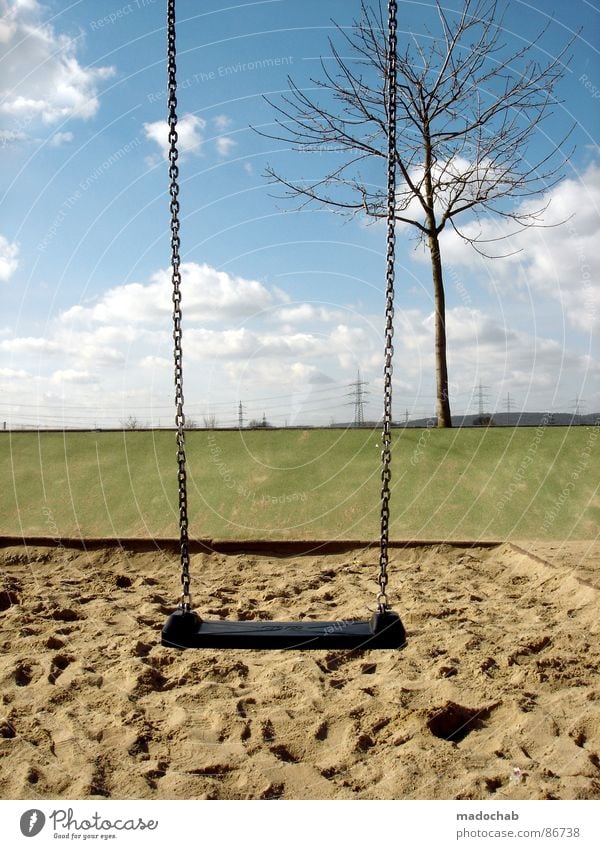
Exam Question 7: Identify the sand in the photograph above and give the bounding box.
[0,540,598,800]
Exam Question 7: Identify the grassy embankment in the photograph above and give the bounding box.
[1,427,597,540]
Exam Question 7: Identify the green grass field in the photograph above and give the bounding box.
[1,427,597,541]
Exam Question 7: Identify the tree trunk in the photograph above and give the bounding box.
[428,231,452,428]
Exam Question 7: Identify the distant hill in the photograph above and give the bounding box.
[333,413,599,428]
[404,412,600,428]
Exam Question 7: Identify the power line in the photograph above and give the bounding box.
[347,369,369,427]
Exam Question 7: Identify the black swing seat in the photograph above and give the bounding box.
[162,609,406,650]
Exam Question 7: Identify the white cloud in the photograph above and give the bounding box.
[396,156,501,231]
[2,246,596,426]
[187,327,329,361]
[0,335,61,353]
[144,114,206,159]
[213,114,231,131]
[78,343,124,366]
[0,235,19,281]
[215,135,236,157]
[60,262,277,325]
[141,355,170,369]
[271,285,291,304]
[274,304,347,324]
[433,162,600,331]
[330,324,369,369]
[276,304,317,323]
[0,129,27,146]
[0,366,29,378]
[49,130,73,147]
[400,305,595,411]
[227,360,334,388]
[51,369,98,384]
[0,0,114,126]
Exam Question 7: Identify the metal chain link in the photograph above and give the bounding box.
[167,0,191,613]
[377,0,398,614]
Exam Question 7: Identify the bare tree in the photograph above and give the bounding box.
[248,414,272,429]
[259,0,574,426]
[202,414,218,429]
[122,415,139,430]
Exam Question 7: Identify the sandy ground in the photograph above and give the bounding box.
[0,541,598,800]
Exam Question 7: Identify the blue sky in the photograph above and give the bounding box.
[0,0,598,428]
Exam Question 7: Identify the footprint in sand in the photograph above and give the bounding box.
[508,636,552,666]
[131,666,168,695]
[0,587,21,611]
[15,661,44,687]
[144,762,168,790]
[52,608,83,622]
[0,719,16,738]
[115,575,132,588]
[315,720,328,741]
[261,719,275,741]
[260,782,284,799]
[236,697,256,717]
[355,733,375,752]
[89,757,111,798]
[26,767,42,786]
[128,734,150,757]
[318,651,355,674]
[48,654,74,685]
[270,743,299,763]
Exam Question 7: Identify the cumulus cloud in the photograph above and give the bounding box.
[227,360,335,388]
[432,162,600,331]
[0,234,19,281]
[60,262,277,325]
[144,114,206,159]
[51,369,98,384]
[0,129,27,146]
[215,135,236,157]
[0,335,61,353]
[0,366,29,378]
[140,355,170,369]
[2,240,596,425]
[186,328,328,361]
[400,305,595,410]
[274,304,347,324]
[49,131,73,147]
[397,156,504,228]
[0,0,114,126]
[213,114,232,131]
